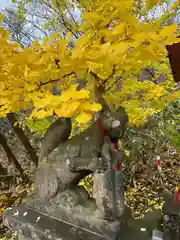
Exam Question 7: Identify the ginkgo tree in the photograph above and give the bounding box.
[0,0,180,127]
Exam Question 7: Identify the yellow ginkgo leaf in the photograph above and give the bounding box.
[60,91,73,102]
[159,24,178,37]
[0,14,4,23]
[112,23,126,36]
[31,183,35,192]
[111,42,129,56]
[55,101,80,117]
[79,102,102,112]
[75,89,90,100]
[76,111,92,123]
[0,207,5,214]
[55,108,69,117]
[82,12,104,21]
[0,27,9,40]
[30,109,52,119]
[68,101,81,111]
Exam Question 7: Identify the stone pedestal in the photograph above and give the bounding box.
[4,199,120,240]
[4,205,118,240]
[3,193,160,240]
[163,197,180,240]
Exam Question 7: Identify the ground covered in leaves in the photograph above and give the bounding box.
[124,151,180,219]
[0,181,33,239]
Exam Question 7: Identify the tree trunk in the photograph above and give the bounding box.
[0,132,25,177]
[7,113,38,167]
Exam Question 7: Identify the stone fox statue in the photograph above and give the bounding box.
[39,117,72,162]
[35,107,128,204]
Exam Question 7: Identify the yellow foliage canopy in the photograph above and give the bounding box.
[0,0,180,125]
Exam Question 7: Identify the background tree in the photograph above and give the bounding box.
[2,8,35,47]
[10,0,81,40]
[0,131,27,178]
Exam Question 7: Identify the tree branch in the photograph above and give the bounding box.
[36,71,75,90]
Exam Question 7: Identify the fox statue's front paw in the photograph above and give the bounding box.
[35,164,60,200]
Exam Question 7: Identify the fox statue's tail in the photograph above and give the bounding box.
[39,117,72,163]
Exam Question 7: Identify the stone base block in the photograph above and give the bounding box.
[3,202,157,240]
[3,189,163,240]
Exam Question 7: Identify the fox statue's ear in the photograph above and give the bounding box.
[116,106,125,112]
[93,94,110,120]
[94,84,110,113]
[98,97,110,114]
[116,106,128,119]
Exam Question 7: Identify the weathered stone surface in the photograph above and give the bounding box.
[4,201,121,240]
[39,117,72,162]
[163,196,180,240]
[35,163,60,200]
[21,188,120,239]
[4,202,160,240]
[93,170,124,220]
[34,107,128,221]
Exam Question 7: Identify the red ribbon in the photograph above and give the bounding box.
[154,158,161,169]
[96,120,108,136]
[96,120,121,171]
[176,189,180,203]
